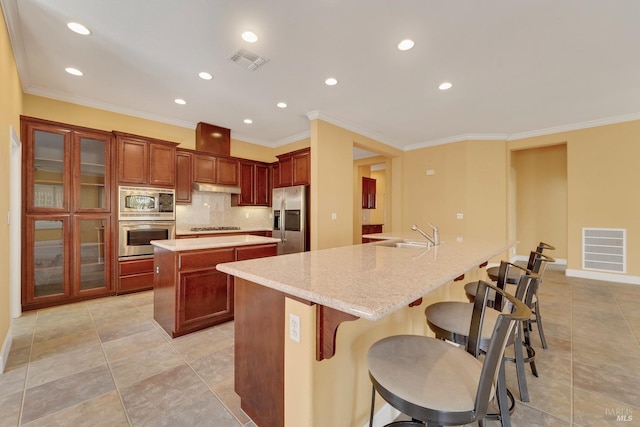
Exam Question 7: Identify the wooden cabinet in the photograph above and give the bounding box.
[193,153,239,186]
[175,149,193,204]
[362,224,383,243]
[234,161,270,206]
[115,132,177,187]
[276,148,310,187]
[153,242,277,337]
[21,117,115,310]
[362,177,377,209]
[271,162,280,189]
[118,257,154,293]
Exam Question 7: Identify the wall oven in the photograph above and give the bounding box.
[119,220,175,259]
[118,186,176,259]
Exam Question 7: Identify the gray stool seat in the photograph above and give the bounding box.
[368,335,493,413]
[425,301,500,347]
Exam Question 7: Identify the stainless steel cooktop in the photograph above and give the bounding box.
[189,226,241,232]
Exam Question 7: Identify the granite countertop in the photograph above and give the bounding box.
[216,236,515,321]
[175,227,272,236]
[151,235,280,252]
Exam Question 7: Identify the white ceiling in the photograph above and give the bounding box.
[3,0,640,151]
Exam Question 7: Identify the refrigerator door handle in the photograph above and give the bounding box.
[280,198,286,243]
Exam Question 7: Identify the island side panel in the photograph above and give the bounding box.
[235,277,285,427]
[153,247,177,336]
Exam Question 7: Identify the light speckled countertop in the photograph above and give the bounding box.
[151,235,280,252]
[216,236,515,321]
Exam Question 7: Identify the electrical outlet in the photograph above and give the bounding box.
[331,213,337,220]
[426,169,435,176]
[245,212,250,219]
[289,313,301,343]
[456,213,464,220]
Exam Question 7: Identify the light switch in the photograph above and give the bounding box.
[426,169,435,176]
[456,213,464,219]
[331,213,337,220]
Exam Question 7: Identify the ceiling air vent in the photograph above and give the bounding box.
[228,48,269,71]
[582,227,626,273]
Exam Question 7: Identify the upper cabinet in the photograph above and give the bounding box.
[362,177,377,209]
[276,147,310,187]
[115,132,177,187]
[175,149,193,204]
[23,117,113,214]
[234,160,270,206]
[193,153,239,186]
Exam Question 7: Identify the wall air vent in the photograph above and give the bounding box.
[582,228,626,273]
[228,48,269,71]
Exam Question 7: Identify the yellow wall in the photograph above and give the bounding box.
[370,169,386,225]
[400,140,509,250]
[311,120,401,250]
[0,5,23,365]
[509,120,640,274]
[512,144,568,259]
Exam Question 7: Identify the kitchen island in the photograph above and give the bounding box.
[217,236,515,427]
[151,234,279,338]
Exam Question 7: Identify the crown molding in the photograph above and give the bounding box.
[25,87,196,129]
[271,130,311,147]
[306,110,403,149]
[1,0,30,90]
[404,133,509,151]
[506,111,640,141]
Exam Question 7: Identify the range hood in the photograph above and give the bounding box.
[193,182,241,194]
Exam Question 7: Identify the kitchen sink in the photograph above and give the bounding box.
[374,239,432,249]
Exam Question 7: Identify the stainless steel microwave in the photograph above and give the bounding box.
[118,186,175,221]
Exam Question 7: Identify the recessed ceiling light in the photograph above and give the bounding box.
[397,39,414,51]
[242,31,258,43]
[243,118,253,124]
[277,102,288,108]
[67,22,90,35]
[174,98,187,105]
[198,72,213,80]
[65,67,83,76]
[439,82,453,90]
[325,77,338,86]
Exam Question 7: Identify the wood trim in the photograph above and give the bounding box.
[316,305,358,361]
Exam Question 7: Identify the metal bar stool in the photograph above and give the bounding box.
[426,265,539,407]
[367,281,531,427]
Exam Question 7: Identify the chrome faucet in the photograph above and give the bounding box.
[411,223,440,245]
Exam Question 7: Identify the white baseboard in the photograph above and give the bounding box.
[511,255,567,266]
[363,403,401,427]
[565,269,640,285]
[0,327,12,373]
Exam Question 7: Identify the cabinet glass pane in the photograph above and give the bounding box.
[79,137,106,209]
[33,220,64,297]
[33,131,64,208]
[79,219,107,290]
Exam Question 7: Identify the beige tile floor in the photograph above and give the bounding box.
[1,268,639,426]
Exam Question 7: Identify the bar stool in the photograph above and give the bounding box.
[485,242,555,284]
[367,281,531,427]
[465,251,554,349]
[427,268,539,405]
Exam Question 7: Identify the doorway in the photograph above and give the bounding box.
[10,125,22,318]
[511,144,568,263]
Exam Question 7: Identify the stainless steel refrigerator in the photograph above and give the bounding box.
[272,185,310,255]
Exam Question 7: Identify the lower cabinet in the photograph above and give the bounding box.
[362,224,383,243]
[118,258,154,294]
[154,243,277,337]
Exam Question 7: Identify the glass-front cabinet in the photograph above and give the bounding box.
[22,117,114,309]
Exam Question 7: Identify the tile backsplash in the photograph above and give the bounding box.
[176,191,272,231]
